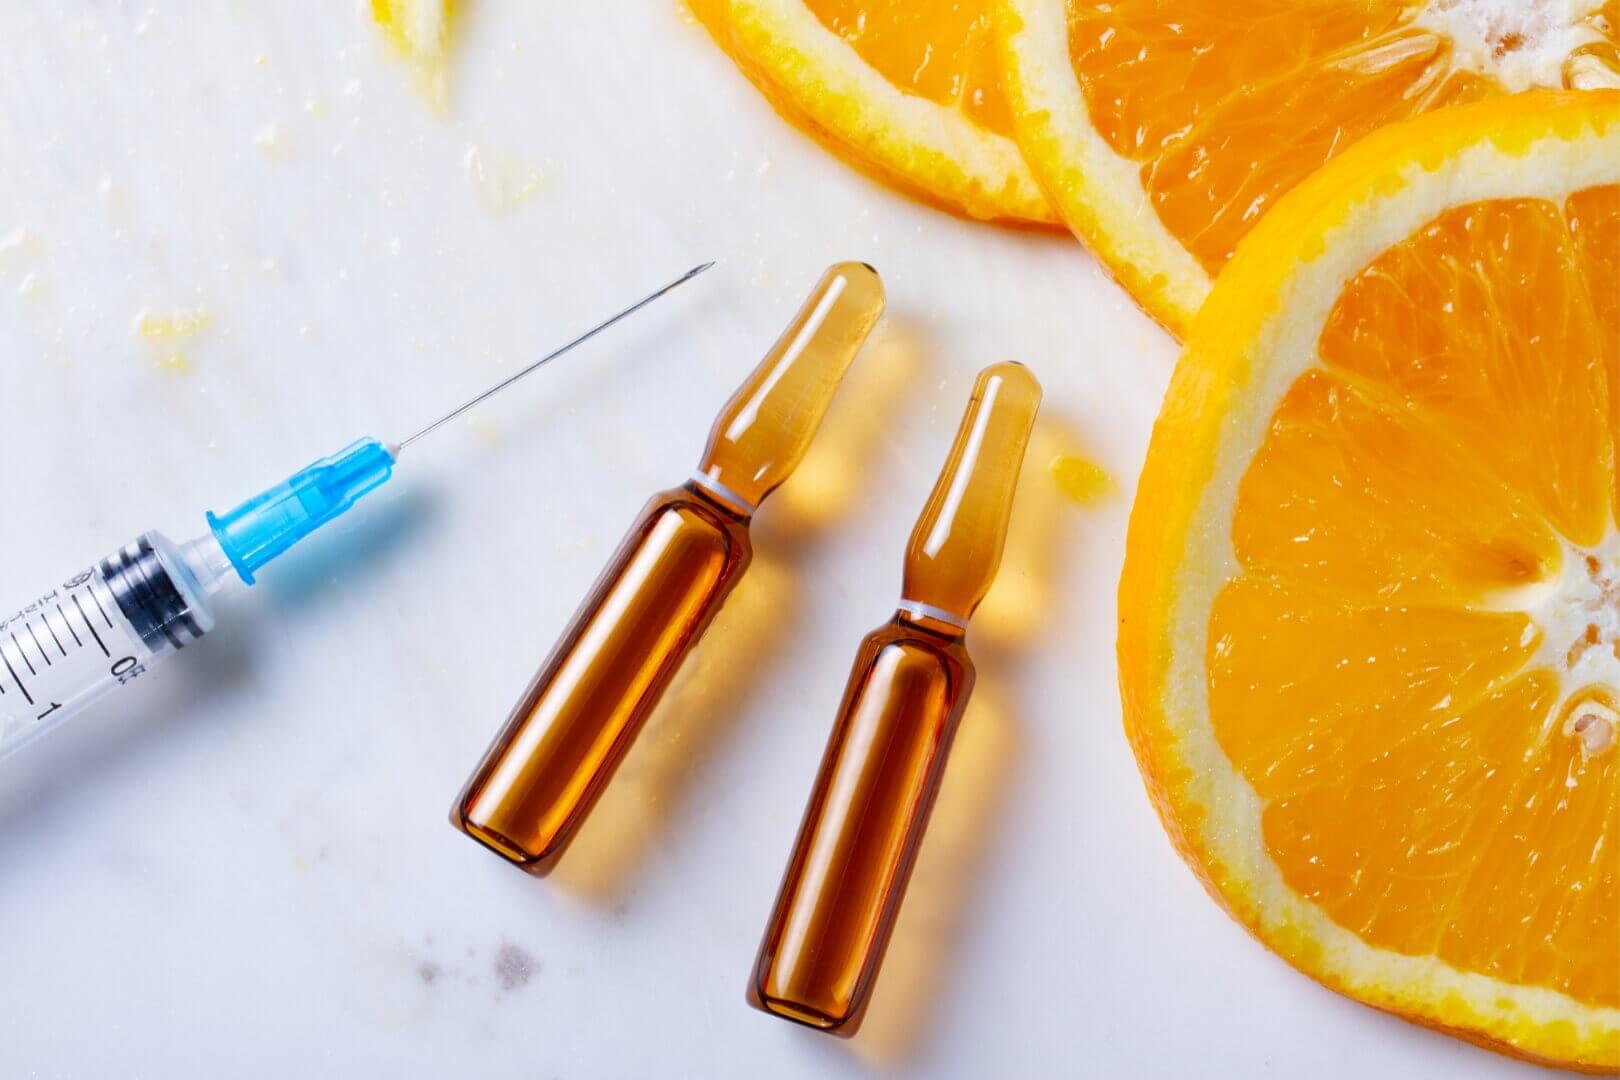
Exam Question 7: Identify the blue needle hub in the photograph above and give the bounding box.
[207,438,396,585]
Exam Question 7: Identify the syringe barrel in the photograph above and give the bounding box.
[0,531,216,761]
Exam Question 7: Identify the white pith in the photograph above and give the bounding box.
[1521,534,1620,745]
[1162,124,1620,1048]
[1417,0,1613,93]
[722,0,1054,220]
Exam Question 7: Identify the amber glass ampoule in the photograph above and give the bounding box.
[453,262,885,874]
[749,361,1041,1035]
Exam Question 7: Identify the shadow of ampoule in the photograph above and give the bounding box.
[767,318,927,536]
[553,553,795,901]
[974,416,1106,649]
[846,411,1103,1066]
[552,319,928,903]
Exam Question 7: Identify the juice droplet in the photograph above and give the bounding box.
[465,414,504,445]
[133,306,210,338]
[1049,453,1111,506]
[133,306,210,374]
[463,143,544,213]
[0,227,45,261]
[253,122,289,157]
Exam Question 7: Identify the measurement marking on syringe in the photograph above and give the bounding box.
[2,649,33,705]
[72,594,109,657]
[89,588,114,628]
[10,634,35,676]
[41,614,66,657]
[25,623,52,666]
[56,604,82,648]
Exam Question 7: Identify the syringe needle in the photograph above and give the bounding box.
[394,261,716,454]
[199,262,715,589]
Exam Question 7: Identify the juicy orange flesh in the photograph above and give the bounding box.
[1216,192,1619,1008]
[1567,183,1620,517]
[806,0,1012,133]
[1065,2,1614,274]
[1321,197,1615,547]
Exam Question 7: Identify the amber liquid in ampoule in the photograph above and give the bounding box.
[453,262,885,874]
[453,486,751,871]
[750,362,1041,1034]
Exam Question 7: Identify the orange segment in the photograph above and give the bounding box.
[997,0,1619,333]
[806,0,1011,133]
[1439,677,1618,1007]
[1065,2,1408,164]
[1142,31,1491,274]
[1566,184,1620,517]
[1209,577,1540,801]
[1259,672,1552,949]
[1074,8,1462,273]
[1233,370,1561,603]
[1259,669,1617,1009]
[1069,1,1615,274]
[1319,197,1616,547]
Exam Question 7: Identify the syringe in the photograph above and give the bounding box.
[0,264,712,762]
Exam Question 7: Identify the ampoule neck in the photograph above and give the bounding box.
[684,472,756,524]
[899,362,1040,630]
[894,601,968,642]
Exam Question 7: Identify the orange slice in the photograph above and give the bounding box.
[996,0,1620,335]
[690,0,1058,224]
[1119,92,1619,1070]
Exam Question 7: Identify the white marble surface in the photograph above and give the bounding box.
[0,4,1551,1078]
